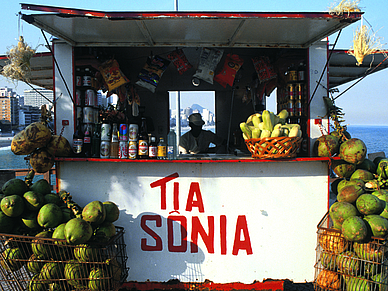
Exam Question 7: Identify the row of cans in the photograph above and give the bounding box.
[76,106,99,124]
[100,123,139,141]
[100,140,138,159]
[75,89,99,107]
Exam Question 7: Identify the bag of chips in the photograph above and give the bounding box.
[252,56,277,83]
[214,53,244,88]
[98,59,129,92]
[192,48,224,85]
[167,49,192,75]
[136,55,171,93]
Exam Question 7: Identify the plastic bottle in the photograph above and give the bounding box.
[91,123,101,158]
[167,130,177,160]
[83,123,92,158]
[72,117,84,157]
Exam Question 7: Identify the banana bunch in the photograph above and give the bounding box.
[240,109,302,140]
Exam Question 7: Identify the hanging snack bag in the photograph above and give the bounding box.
[214,54,244,88]
[167,49,192,75]
[136,55,170,93]
[98,59,129,92]
[252,56,277,83]
[192,48,224,85]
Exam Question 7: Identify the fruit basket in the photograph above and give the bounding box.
[314,212,388,291]
[244,136,302,159]
[0,226,128,291]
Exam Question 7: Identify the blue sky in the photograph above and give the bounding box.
[1,0,387,125]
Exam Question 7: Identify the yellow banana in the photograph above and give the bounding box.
[242,133,249,140]
[246,113,262,125]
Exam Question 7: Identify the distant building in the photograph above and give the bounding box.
[0,96,11,123]
[19,105,41,127]
[24,89,53,108]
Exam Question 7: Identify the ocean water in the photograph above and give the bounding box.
[0,125,387,170]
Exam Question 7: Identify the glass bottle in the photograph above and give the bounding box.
[148,136,157,159]
[91,123,101,158]
[157,137,167,160]
[72,118,84,157]
[138,117,149,159]
[167,130,177,160]
[83,123,92,158]
[110,123,119,158]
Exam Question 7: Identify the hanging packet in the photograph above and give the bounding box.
[136,55,170,93]
[214,53,244,88]
[167,49,192,75]
[98,59,129,92]
[192,48,223,85]
[252,56,277,83]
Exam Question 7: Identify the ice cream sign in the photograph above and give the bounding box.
[141,172,253,256]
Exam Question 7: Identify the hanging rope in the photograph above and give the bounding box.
[308,29,342,107]
[333,54,388,101]
[41,29,75,105]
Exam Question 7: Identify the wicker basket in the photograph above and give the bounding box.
[244,136,302,159]
[0,226,129,291]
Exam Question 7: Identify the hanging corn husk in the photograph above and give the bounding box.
[329,0,361,16]
[348,24,382,66]
[1,36,36,82]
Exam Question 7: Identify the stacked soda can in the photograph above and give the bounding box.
[119,124,128,159]
[100,123,111,158]
[128,124,139,159]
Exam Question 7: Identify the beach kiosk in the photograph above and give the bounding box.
[19,4,364,289]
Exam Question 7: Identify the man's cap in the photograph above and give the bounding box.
[189,113,205,126]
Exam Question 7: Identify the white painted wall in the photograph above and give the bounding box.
[58,160,328,283]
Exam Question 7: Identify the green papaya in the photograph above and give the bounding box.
[351,169,374,182]
[356,158,377,174]
[103,201,120,223]
[371,189,388,219]
[1,194,25,217]
[364,215,388,238]
[1,178,28,196]
[342,216,368,242]
[29,179,52,196]
[64,218,93,245]
[337,184,364,204]
[332,159,356,178]
[356,194,385,216]
[339,138,367,165]
[337,179,365,194]
[329,201,359,229]
[23,191,44,211]
[37,203,63,229]
[82,200,106,226]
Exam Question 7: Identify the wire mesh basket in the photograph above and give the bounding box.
[244,137,302,159]
[0,226,128,291]
[314,212,388,291]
